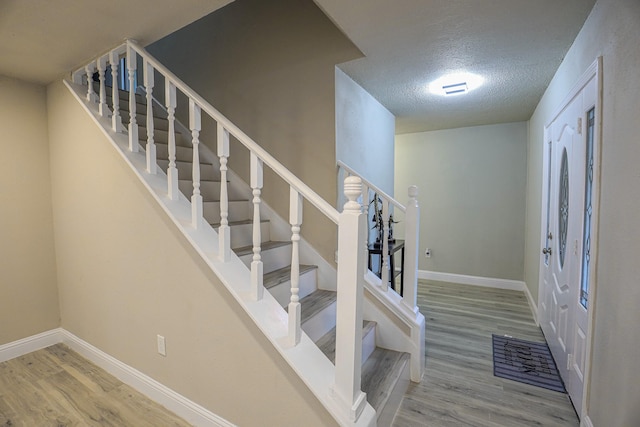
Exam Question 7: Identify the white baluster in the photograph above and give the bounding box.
[126,45,139,153]
[288,188,303,347]
[96,56,110,118]
[189,99,203,229]
[217,123,230,261]
[250,152,263,300]
[165,81,178,200]
[402,185,420,314]
[361,184,370,244]
[380,198,390,289]
[332,176,367,422]
[85,62,97,103]
[144,60,156,174]
[109,50,123,133]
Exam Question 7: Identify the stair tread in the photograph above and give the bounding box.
[157,158,215,167]
[361,348,410,412]
[264,264,317,290]
[315,321,376,363]
[233,240,290,257]
[209,219,268,227]
[296,289,336,324]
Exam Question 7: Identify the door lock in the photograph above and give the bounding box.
[542,247,552,255]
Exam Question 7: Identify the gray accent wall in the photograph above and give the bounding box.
[524,0,640,424]
[395,122,527,280]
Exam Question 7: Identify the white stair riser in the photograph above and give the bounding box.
[203,201,251,224]
[362,325,376,364]
[216,222,270,249]
[157,159,218,181]
[302,301,336,342]
[155,144,193,163]
[269,270,317,307]
[238,244,292,274]
[139,127,191,147]
[179,180,244,201]
[121,111,169,131]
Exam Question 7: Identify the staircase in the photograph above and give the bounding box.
[68,40,424,427]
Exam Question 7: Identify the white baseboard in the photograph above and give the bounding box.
[418,270,525,291]
[523,282,539,325]
[581,415,594,427]
[0,329,234,427]
[0,328,63,363]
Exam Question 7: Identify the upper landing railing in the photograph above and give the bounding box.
[337,160,420,316]
[72,40,373,422]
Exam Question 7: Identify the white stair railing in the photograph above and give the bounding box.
[71,40,370,423]
[337,160,420,315]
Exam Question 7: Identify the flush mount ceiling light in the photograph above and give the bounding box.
[428,72,484,96]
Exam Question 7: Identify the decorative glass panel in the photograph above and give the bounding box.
[580,108,595,308]
[558,147,569,268]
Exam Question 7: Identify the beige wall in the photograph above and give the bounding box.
[47,80,337,427]
[524,0,640,424]
[147,0,362,265]
[0,76,59,345]
[395,122,527,280]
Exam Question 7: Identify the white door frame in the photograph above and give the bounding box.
[537,57,602,424]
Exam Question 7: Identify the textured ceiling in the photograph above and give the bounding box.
[0,0,233,84]
[315,0,596,133]
[1,0,596,133]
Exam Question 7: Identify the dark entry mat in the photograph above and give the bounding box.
[492,334,566,393]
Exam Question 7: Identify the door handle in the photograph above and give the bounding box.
[542,247,552,255]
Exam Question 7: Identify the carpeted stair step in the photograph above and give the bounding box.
[315,320,377,364]
[263,264,318,307]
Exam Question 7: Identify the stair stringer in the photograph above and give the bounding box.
[64,79,377,427]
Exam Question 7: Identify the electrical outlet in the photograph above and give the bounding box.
[157,335,166,356]
[425,248,432,258]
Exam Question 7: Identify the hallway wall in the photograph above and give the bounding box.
[395,122,527,281]
[524,0,640,424]
[0,76,59,345]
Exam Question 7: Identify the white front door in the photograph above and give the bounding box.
[539,69,598,418]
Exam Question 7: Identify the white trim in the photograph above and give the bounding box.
[0,328,63,363]
[0,329,234,427]
[581,415,594,427]
[523,283,539,325]
[418,270,525,291]
[59,330,236,427]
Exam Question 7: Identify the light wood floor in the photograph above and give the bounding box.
[0,282,579,426]
[0,344,191,426]
[392,280,580,427]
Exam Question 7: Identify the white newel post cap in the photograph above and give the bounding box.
[408,184,418,199]
[343,176,362,212]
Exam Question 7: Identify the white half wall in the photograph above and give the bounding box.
[335,67,395,197]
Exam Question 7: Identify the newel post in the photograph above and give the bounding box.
[402,185,420,314]
[333,176,367,422]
